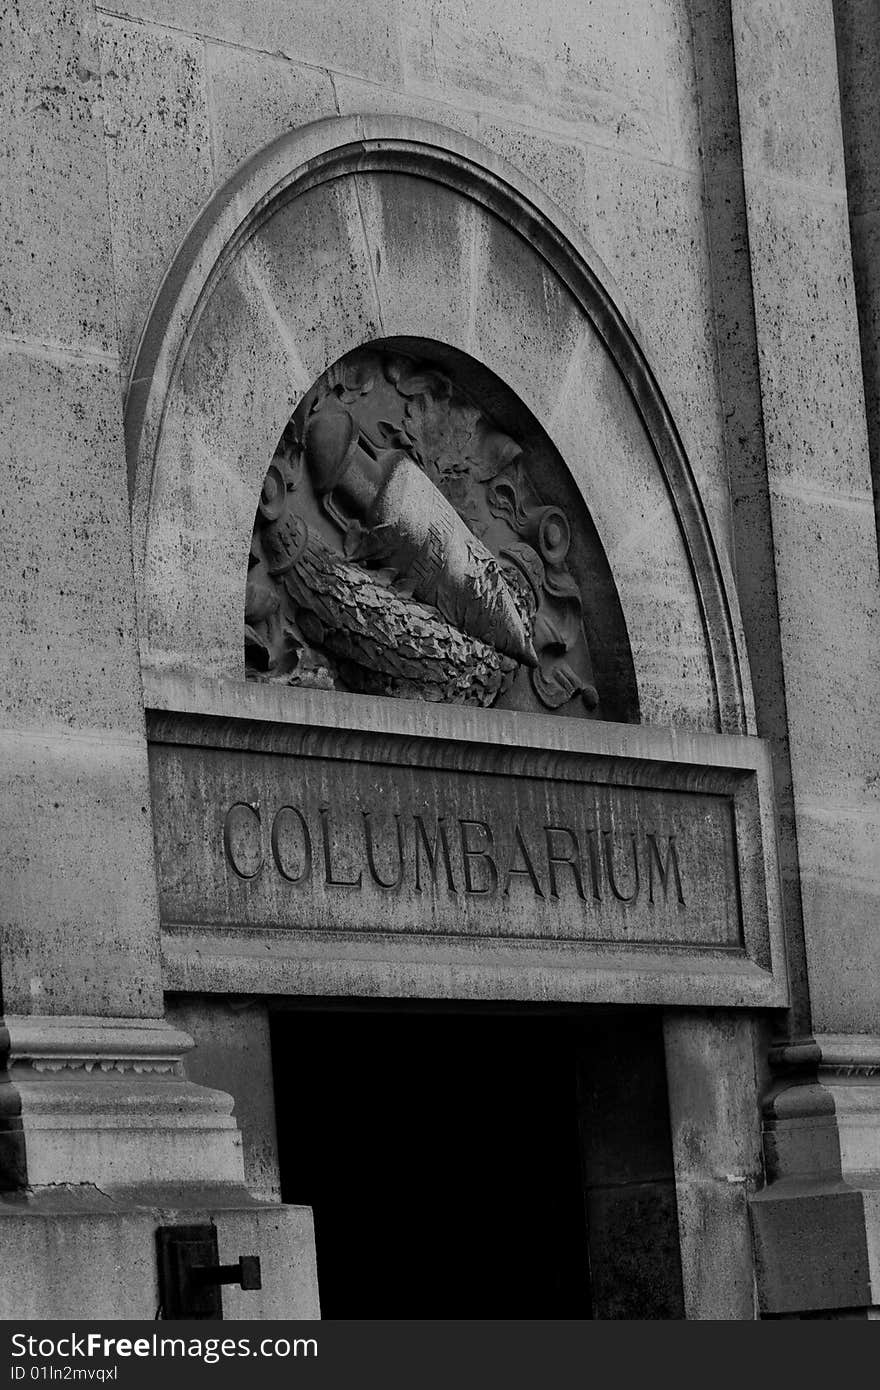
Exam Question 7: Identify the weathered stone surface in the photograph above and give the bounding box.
[468,214,587,423]
[143,178,381,676]
[674,1179,758,1318]
[245,180,381,383]
[661,0,704,173]
[102,0,402,85]
[475,121,588,226]
[166,997,282,1201]
[664,1012,764,1180]
[663,1012,764,1318]
[216,1203,320,1319]
[795,803,880,1034]
[158,745,740,945]
[0,348,144,735]
[0,1193,319,1319]
[0,0,116,352]
[763,1034,880,1181]
[851,209,880,484]
[746,187,873,497]
[3,1015,244,1188]
[731,0,880,1070]
[205,45,336,184]
[332,73,480,138]
[352,174,477,356]
[834,0,880,216]
[587,1180,685,1319]
[0,730,161,1018]
[687,1,750,174]
[4,0,876,1328]
[146,675,786,1008]
[733,0,846,193]
[401,0,667,160]
[577,147,729,543]
[100,16,214,375]
[545,325,718,731]
[753,1035,880,1315]
[769,489,879,799]
[751,1183,873,1315]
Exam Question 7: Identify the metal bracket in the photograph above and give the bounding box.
[156,1223,262,1320]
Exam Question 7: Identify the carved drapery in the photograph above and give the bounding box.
[246,347,602,717]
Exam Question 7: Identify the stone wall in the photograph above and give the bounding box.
[96,0,730,552]
[2,0,880,1318]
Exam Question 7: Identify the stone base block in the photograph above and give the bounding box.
[751,1179,879,1316]
[751,1033,880,1317]
[0,1188,320,1320]
[0,1015,244,1189]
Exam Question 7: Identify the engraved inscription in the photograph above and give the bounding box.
[223,802,263,880]
[159,743,749,954]
[147,711,782,1005]
[223,800,687,909]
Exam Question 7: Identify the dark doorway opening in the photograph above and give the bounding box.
[271,1004,684,1319]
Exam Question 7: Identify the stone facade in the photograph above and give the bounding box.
[1,0,878,1318]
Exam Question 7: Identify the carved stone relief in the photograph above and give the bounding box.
[246,347,601,716]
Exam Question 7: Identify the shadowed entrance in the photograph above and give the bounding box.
[271,1006,684,1318]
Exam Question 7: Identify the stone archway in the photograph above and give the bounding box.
[126,113,786,1324]
[126,115,753,737]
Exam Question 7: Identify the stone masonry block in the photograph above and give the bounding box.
[769,488,880,800]
[0,1195,319,1319]
[795,802,880,1034]
[353,171,476,351]
[401,0,667,161]
[468,212,586,424]
[205,44,336,184]
[851,208,880,472]
[577,146,729,545]
[751,1183,872,1315]
[0,348,145,736]
[661,0,704,174]
[166,996,282,1201]
[100,16,214,376]
[676,1178,758,1318]
[587,1180,685,1318]
[100,0,402,86]
[833,0,880,216]
[331,73,481,140]
[687,1,748,174]
[1,0,116,352]
[0,729,161,1018]
[746,184,873,498]
[475,121,587,227]
[733,0,846,192]
[245,178,381,384]
[663,1011,764,1181]
[545,328,718,732]
[143,178,380,673]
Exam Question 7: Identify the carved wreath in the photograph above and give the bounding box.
[246,349,598,713]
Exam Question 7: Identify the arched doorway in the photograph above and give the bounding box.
[132,116,784,1317]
